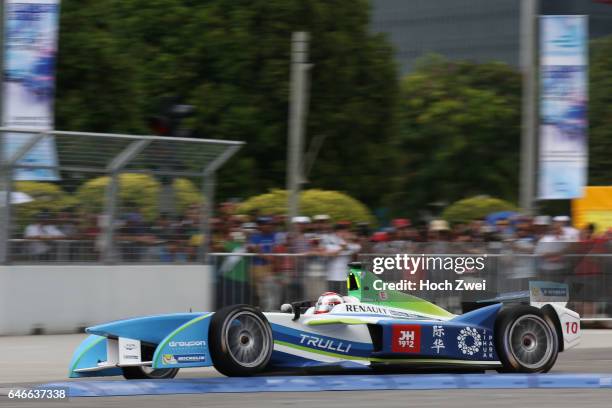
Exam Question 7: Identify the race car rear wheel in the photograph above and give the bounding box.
[209,304,273,376]
[495,305,558,373]
[121,366,179,380]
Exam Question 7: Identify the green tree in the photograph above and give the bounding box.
[393,55,521,216]
[75,174,201,220]
[589,36,612,185]
[54,0,398,208]
[237,188,374,224]
[12,182,76,229]
[442,196,517,225]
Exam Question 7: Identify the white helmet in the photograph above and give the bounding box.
[314,292,344,314]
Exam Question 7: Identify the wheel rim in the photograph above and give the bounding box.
[508,314,554,369]
[140,366,176,378]
[223,311,270,368]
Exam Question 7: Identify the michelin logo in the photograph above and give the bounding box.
[169,340,206,348]
[162,354,207,364]
[176,354,206,363]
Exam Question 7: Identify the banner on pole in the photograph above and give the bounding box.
[538,15,588,200]
[2,0,60,180]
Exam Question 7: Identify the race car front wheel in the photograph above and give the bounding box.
[209,304,273,376]
[121,366,179,380]
[495,305,559,373]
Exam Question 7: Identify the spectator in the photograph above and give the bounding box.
[533,215,552,241]
[56,209,78,239]
[80,213,101,261]
[426,219,456,310]
[427,219,451,252]
[554,215,580,241]
[313,214,333,245]
[218,230,251,306]
[325,222,361,295]
[507,219,537,287]
[354,221,372,253]
[117,208,155,261]
[248,216,279,310]
[271,233,295,305]
[24,210,65,260]
[182,204,203,256]
[535,221,571,277]
[287,216,313,300]
[289,216,312,254]
[575,223,607,318]
[394,218,418,249]
[151,213,189,262]
[370,231,390,253]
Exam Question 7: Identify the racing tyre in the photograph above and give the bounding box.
[495,305,559,373]
[209,304,273,376]
[121,366,179,380]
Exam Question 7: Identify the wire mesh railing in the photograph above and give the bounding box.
[0,128,243,264]
[210,252,612,322]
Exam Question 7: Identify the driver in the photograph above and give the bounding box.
[314,292,344,314]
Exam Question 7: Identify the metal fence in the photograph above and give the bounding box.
[210,252,612,321]
[0,128,243,264]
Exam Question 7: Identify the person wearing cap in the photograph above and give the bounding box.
[428,219,451,248]
[553,215,579,242]
[390,218,417,252]
[313,214,331,223]
[313,214,333,245]
[392,218,410,229]
[533,215,551,241]
[289,216,312,253]
[370,231,390,253]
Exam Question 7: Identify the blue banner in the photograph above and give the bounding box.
[2,0,60,180]
[538,15,588,200]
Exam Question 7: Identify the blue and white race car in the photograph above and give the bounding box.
[69,262,581,379]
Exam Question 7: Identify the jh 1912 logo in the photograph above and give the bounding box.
[392,325,421,353]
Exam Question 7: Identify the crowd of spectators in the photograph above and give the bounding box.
[12,203,612,315]
[15,204,612,265]
[15,203,204,262]
[209,210,611,312]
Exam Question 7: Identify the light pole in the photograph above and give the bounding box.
[286,32,311,226]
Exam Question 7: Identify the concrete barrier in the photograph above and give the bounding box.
[0,265,213,335]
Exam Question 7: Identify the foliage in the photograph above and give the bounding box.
[237,188,374,224]
[55,0,399,208]
[442,195,517,225]
[173,178,203,214]
[13,182,76,228]
[589,36,612,186]
[74,174,201,220]
[393,55,521,216]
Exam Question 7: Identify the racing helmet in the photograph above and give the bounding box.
[314,292,344,314]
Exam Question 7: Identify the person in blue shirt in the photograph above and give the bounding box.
[248,217,279,309]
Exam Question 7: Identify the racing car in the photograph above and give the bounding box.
[69,262,581,379]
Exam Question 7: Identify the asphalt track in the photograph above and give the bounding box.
[0,333,611,407]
